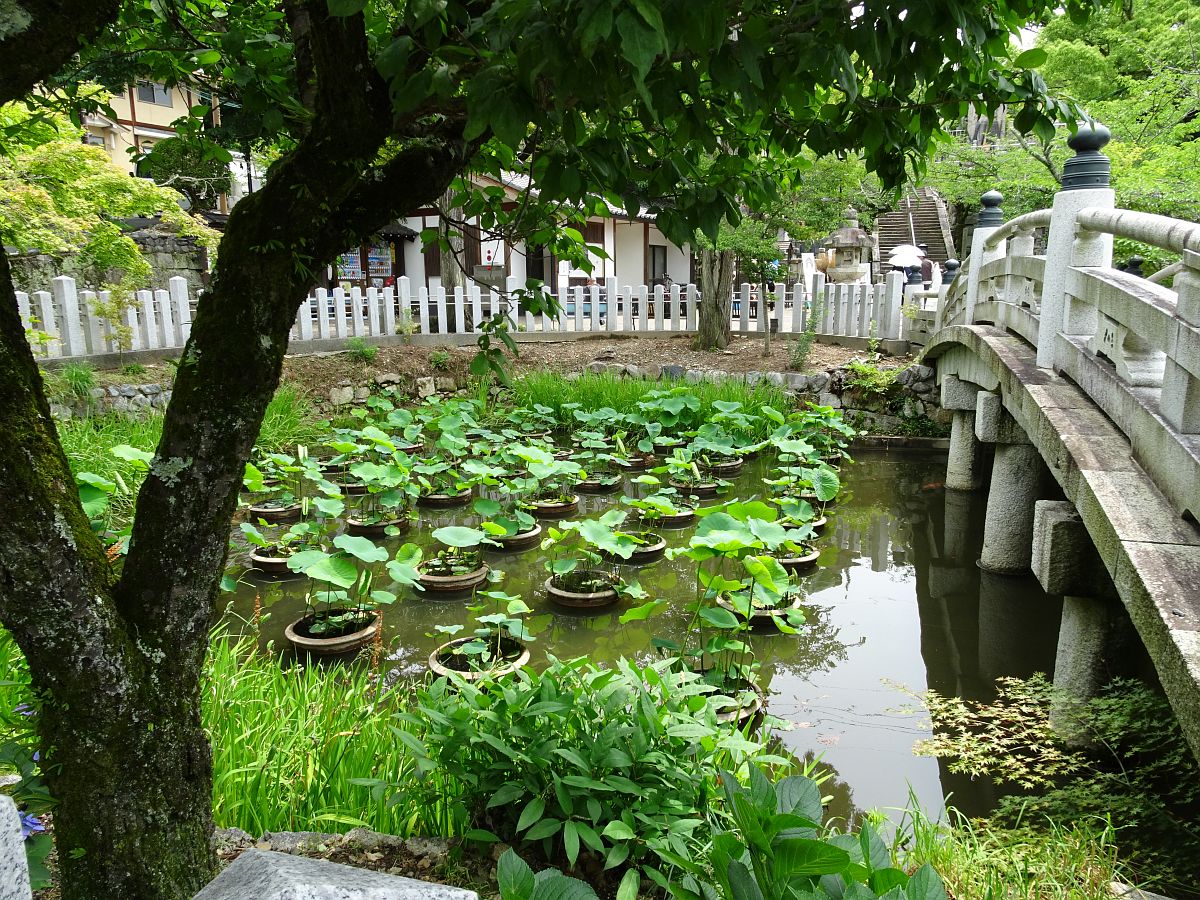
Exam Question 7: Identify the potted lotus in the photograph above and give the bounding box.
[572,431,627,495]
[322,435,373,495]
[661,447,726,499]
[716,554,807,633]
[417,525,493,593]
[282,534,421,655]
[474,484,542,553]
[690,423,746,477]
[414,456,473,508]
[241,492,344,575]
[622,476,699,528]
[526,454,583,519]
[383,407,427,454]
[243,448,320,522]
[540,512,648,609]
[429,589,533,681]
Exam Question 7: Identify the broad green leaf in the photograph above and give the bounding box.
[497,848,536,899]
[517,796,546,832]
[602,820,636,841]
[432,525,487,548]
[333,533,388,563]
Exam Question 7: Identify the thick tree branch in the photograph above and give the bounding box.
[0,0,120,105]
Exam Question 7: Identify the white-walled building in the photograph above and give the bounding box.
[328,173,693,294]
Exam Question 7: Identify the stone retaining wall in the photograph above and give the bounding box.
[49,382,173,420]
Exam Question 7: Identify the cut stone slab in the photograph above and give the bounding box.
[193,849,477,900]
[0,795,31,900]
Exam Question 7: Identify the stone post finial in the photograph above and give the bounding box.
[906,265,923,285]
[944,258,960,276]
[1126,255,1145,278]
[978,190,1004,226]
[1062,122,1112,190]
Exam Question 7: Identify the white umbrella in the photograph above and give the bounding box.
[888,243,925,258]
[888,249,924,269]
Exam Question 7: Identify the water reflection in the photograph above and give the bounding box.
[224,450,1063,819]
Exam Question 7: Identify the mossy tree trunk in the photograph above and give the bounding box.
[0,3,471,897]
[694,248,737,350]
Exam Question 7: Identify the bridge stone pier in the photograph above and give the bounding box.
[926,123,1200,762]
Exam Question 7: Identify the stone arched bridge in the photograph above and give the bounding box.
[923,127,1200,759]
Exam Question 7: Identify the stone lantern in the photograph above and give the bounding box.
[825,206,874,284]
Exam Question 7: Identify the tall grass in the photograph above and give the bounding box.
[55,384,328,531]
[257,384,330,451]
[895,801,1128,900]
[204,633,413,835]
[510,372,793,436]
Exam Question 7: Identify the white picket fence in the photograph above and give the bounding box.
[17,271,912,360]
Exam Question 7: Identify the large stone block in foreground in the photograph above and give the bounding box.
[194,849,478,900]
[0,795,31,900]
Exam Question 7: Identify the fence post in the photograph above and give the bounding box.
[738,283,752,334]
[789,283,805,334]
[136,289,159,350]
[168,277,191,341]
[880,271,903,339]
[52,277,85,357]
[34,291,60,357]
[416,286,430,334]
[16,292,32,334]
[349,286,366,336]
[934,260,959,330]
[605,278,619,331]
[365,287,380,335]
[155,288,177,347]
[297,294,314,342]
[433,285,447,335]
[685,283,698,331]
[453,285,466,334]
[963,190,1007,326]
[333,287,350,338]
[1037,125,1115,367]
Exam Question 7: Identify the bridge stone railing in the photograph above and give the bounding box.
[937,124,1200,521]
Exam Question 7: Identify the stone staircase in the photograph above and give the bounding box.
[874,188,956,264]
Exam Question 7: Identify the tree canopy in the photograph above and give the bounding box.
[0,2,1108,898]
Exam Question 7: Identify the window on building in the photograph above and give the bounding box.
[527,244,549,283]
[650,244,668,280]
[584,220,605,246]
[135,81,173,107]
[83,133,106,148]
[422,233,441,276]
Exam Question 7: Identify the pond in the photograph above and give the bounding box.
[225,449,1064,821]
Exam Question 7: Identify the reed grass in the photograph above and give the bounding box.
[204,633,415,835]
[895,800,1128,900]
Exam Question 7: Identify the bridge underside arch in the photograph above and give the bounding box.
[925,324,1200,763]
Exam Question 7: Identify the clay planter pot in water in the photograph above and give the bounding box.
[599,533,667,566]
[544,573,619,609]
[491,523,543,553]
[700,457,744,477]
[775,547,821,575]
[334,481,370,496]
[623,454,657,471]
[669,479,720,498]
[576,476,623,495]
[418,562,490,594]
[249,548,299,575]
[397,441,425,455]
[810,515,829,534]
[345,516,412,537]
[246,500,301,524]
[638,508,698,529]
[717,594,804,633]
[530,495,580,519]
[417,488,472,509]
[428,636,531,682]
[285,613,380,656]
[715,684,765,730]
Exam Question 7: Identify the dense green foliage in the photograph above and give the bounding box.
[136,136,233,212]
[0,101,217,286]
[914,674,1200,896]
[919,0,1200,237]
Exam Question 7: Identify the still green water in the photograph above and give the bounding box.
[225,450,1064,821]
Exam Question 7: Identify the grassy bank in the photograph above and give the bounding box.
[55,385,328,531]
[510,371,793,437]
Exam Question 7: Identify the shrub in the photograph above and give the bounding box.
[345,336,378,363]
[120,363,148,377]
[430,349,452,371]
